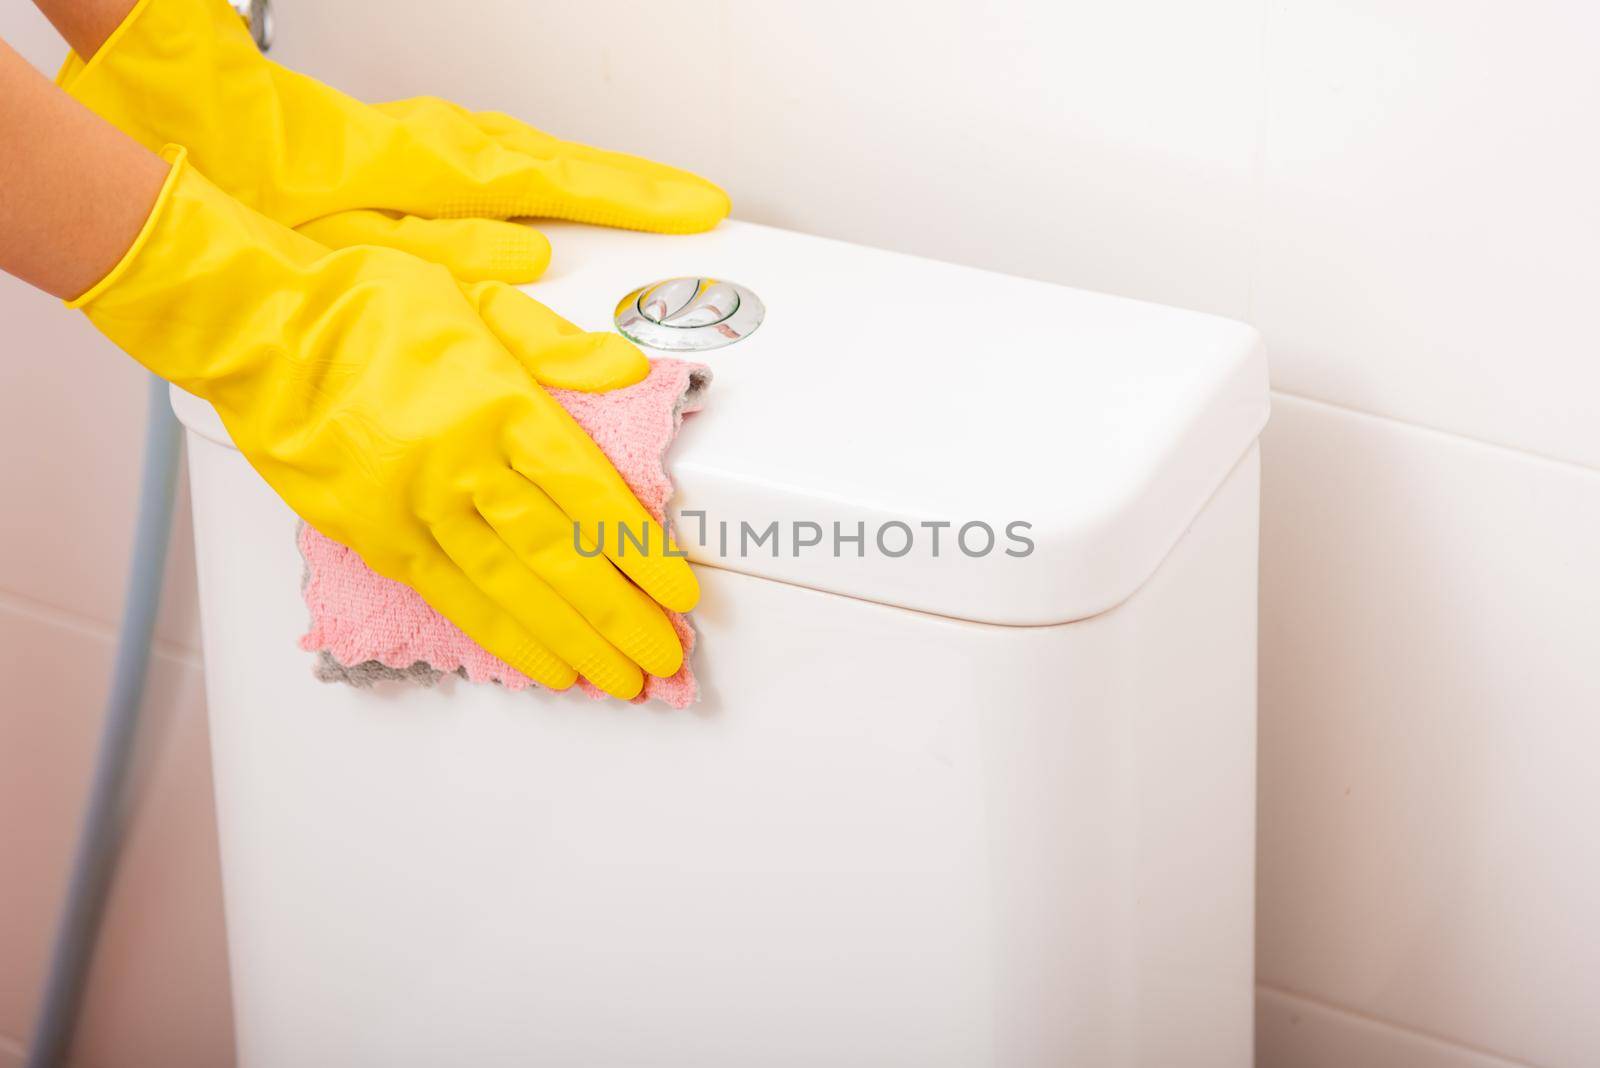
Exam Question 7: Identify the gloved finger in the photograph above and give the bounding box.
[377,96,706,187]
[296,210,552,284]
[467,281,649,392]
[473,470,684,679]
[505,394,701,615]
[431,514,647,700]
[372,97,730,234]
[407,553,579,691]
[469,108,717,187]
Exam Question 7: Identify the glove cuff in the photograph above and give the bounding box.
[67,144,189,311]
[53,0,157,94]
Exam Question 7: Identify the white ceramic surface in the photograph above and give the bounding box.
[182,414,1259,1066]
[6,0,1599,1062]
[173,218,1268,627]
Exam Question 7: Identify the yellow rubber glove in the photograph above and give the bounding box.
[77,147,696,699]
[57,0,729,283]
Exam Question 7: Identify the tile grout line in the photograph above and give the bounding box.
[1271,388,1600,481]
[0,587,202,669]
[1258,983,1539,1068]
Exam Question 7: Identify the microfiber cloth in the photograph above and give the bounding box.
[296,358,711,709]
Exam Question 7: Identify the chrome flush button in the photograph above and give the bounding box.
[614,278,764,352]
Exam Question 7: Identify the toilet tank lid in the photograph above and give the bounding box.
[170,220,1268,627]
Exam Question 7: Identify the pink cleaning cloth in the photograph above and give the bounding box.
[296,358,710,709]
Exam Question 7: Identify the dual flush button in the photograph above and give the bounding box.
[614,278,765,352]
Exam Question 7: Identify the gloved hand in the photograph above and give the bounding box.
[77,147,695,699]
[57,0,729,283]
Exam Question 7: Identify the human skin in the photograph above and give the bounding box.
[0,0,192,300]
[0,5,697,694]
[30,0,133,56]
[0,35,166,299]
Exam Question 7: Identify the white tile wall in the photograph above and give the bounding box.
[1258,987,1533,1068]
[0,293,201,650]
[272,0,1268,320]
[1259,395,1600,1065]
[4,0,1598,1064]
[0,602,232,1068]
[0,0,56,69]
[1255,1,1600,469]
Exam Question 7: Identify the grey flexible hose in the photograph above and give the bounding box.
[26,375,182,1068]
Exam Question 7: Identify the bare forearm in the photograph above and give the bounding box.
[31,0,136,58]
[0,37,167,300]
